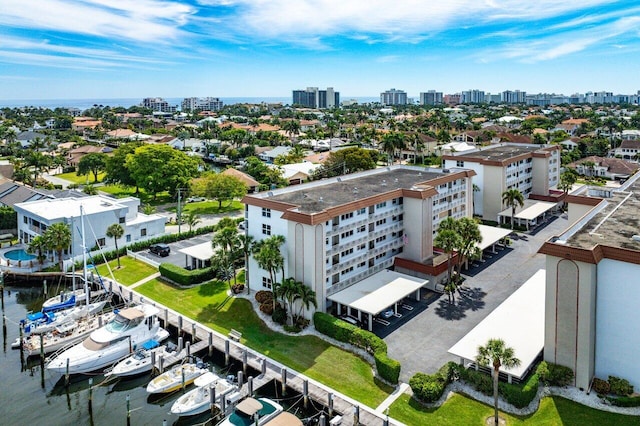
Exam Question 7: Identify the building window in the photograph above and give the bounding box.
[357,261,366,268]
[23,216,28,224]
[126,234,131,243]
[262,277,272,289]
[357,225,366,233]
[375,218,387,226]
[141,228,147,237]
[262,224,271,235]
[358,208,366,215]
[340,212,353,220]
[119,217,125,224]
[341,248,354,257]
[376,202,387,209]
[456,161,464,167]
[96,238,106,247]
[341,266,354,275]
[357,243,366,251]
[262,208,271,218]
[340,230,354,238]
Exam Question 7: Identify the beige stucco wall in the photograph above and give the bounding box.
[482,165,507,221]
[292,221,326,314]
[544,255,597,390]
[532,157,550,195]
[568,202,596,227]
[403,197,433,262]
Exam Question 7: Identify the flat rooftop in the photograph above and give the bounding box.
[251,166,453,214]
[453,144,546,162]
[564,178,640,251]
[14,195,124,220]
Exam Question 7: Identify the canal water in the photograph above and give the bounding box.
[0,287,326,426]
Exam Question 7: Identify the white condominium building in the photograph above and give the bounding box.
[242,165,476,314]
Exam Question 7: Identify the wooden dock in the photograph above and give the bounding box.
[116,285,403,426]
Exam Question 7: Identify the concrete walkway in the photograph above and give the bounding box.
[375,382,410,413]
[129,271,161,289]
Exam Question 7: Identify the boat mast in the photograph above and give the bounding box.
[81,205,89,306]
[70,216,75,292]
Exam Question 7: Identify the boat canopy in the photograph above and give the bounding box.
[236,398,263,416]
[142,339,160,350]
[117,308,145,321]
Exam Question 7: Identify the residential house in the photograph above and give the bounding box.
[221,168,260,193]
[568,156,639,180]
[67,145,112,167]
[271,162,321,185]
[612,139,640,160]
[16,131,47,148]
[258,146,291,163]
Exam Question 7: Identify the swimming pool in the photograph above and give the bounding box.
[4,249,37,261]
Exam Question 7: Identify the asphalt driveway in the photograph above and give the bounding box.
[384,213,569,382]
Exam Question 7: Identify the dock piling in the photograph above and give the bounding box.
[319,415,326,426]
[261,357,266,376]
[65,358,70,387]
[303,379,309,409]
[208,332,213,357]
[224,340,230,365]
[237,371,243,389]
[210,385,216,416]
[191,323,196,341]
[328,393,333,418]
[177,336,183,353]
[281,368,287,396]
[353,405,360,425]
[186,341,191,358]
[178,316,183,336]
[126,395,131,426]
[248,376,253,396]
[242,349,247,376]
[39,334,45,388]
[158,355,164,374]
[151,351,157,375]
[88,378,93,414]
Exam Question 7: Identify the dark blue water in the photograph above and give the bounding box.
[0,97,380,111]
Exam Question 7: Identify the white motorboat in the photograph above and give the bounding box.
[20,311,115,356]
[170,371,239,416]
[21,300,108,336]
[46,304,165,375]
[146,361,210,394]
[105,334,174,378]
[217,397,283,426]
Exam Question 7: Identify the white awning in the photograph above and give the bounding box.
[178,242,213,261]
[448,269,545,379]
[498,201,556,221]
[327,270,427,316]
[477,225,512,251]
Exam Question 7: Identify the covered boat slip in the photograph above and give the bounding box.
[497,200,557,230]
[448,269,545,383]
[327,269,428,331]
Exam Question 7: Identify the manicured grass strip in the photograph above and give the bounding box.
[56,171,106,184]
[164,200,244,215]
[136,278,393,408]
[92,256,157,286]
[98,184,173,205]
[388,392,640,425]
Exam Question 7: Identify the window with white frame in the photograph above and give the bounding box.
[262,208,271,218]
[262,224,271,235]
[262,276,272,289]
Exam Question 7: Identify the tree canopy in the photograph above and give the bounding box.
[311,147,378,179]
[77,152,107,183]
[191,172,247,207]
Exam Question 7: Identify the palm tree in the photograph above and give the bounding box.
[237,234,254,294]
[105,223,124,268]
[142,204,156,215]
[476,339,521,426]
[297,284,317,321]
[278,277,302,325]
[185,211,201,232]
[433,227,462,303]
[253,235,286,310]
[27,235,48,266]
[212,226,240,286]
[501,189,524,230]
[43,222,72,272]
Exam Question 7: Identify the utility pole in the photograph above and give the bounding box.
[176,188,184,235]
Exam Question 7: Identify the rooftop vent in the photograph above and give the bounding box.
[394,178,399,183]
[381,179,387,186]
[353,187,358,194]
[337,177,342,182]
[267,191,274,197]
[632,235,640,242]
[442,169,450,173]
[319,197,323,202]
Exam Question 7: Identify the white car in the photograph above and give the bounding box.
[187,196,206,203]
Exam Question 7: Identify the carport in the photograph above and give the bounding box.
[448,269,545,383]
[327,269,428,331]
[498,201,556,230]
[477,225,512,254]
[178,241,213,270]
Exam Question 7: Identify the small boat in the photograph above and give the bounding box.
[170,371,239,416]
[217,397,283,426]
[46,304,166,375]
[19,311,116,356]
[265,412,303,426]
[146,361,210,394]
[21,300,108,336]
[42,293,80,312]
[105,337,174,378]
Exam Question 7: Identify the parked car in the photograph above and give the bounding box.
[149,243,170,257]
[186,196,206,203]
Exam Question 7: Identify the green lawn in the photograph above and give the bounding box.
[165,200,244,215]
[389,392,640,425]
[98,184,173,205]
[136,277,393,408]
[92,256,157,286]
[56,171,106,184]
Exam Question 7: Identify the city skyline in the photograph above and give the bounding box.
[1,1,639,100]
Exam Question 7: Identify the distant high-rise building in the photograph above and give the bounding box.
[181,97,224,112]
[380,88,407,105]
[501,90,526,104]
[461,89,486,104]
[419,90,443,106]
[141,97,177,113]
[443,93,461,105]
[292,87,339,108]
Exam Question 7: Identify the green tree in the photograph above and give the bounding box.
[191,172,247,208]
[433,226,463,303]
[451,217,482,276]
[278,277,302,325]
[380,132,405,165]
[297,284,317,321]
[312,147,377,179]
[43,222,72,272]
[237,234,255,294]
[476,339,521,426]
[104,141,145,189]
[106,223,124,268]
[27,235,48,266]
[212,226,240,288]
[559,169,578,194]
[253,235,286,309]
[501,189,524,230]
[185,211,201,232]
[125,144,201,200]
[77,152,107,183]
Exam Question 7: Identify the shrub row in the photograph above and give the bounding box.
[536,361,574,387]
[592,375,634,397]
[409,362,457,403]
[499,370,540,408]
[313,312,400,384]
[158,263,217,285]
[457,366,493,395]
[607,396,640,407]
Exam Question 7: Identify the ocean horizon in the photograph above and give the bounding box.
[0,96,380,111]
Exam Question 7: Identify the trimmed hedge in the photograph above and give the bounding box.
[409,362,457,403]
[158,263,217,285]
[499,371,540,408]
[609,376,634,396]
[458,366,493,395]
[313,312,400,384]
[607,396,640,407]
[536,361,574,387]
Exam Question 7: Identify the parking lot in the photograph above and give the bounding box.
[135,233,214,268]
[384,213,569,382]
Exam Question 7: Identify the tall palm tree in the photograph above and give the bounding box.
[105,223,124,268]
[237,234,254,294]
[278,277,302,325]
[43,222,72,272]
[27,235,48,267]
[297,284,317,321]
[501,189,524,230]
[476,339,521,426]
[185,211,201,232]
[212,226,240,285]
[253,235,286,309]
[433,227,462,303]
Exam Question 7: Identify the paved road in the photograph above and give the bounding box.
[385,214,569,382]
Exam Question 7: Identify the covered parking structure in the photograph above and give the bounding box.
[498,200,557,230]
[448,269,545,383]
[477,225,512,254]
[327,269,428,331]
[178,241,213,270]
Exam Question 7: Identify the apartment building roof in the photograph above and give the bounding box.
[444,143,558,166]
[539,175,640,264]
[243,165,475,225]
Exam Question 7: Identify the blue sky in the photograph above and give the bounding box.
[1,1,639,100]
